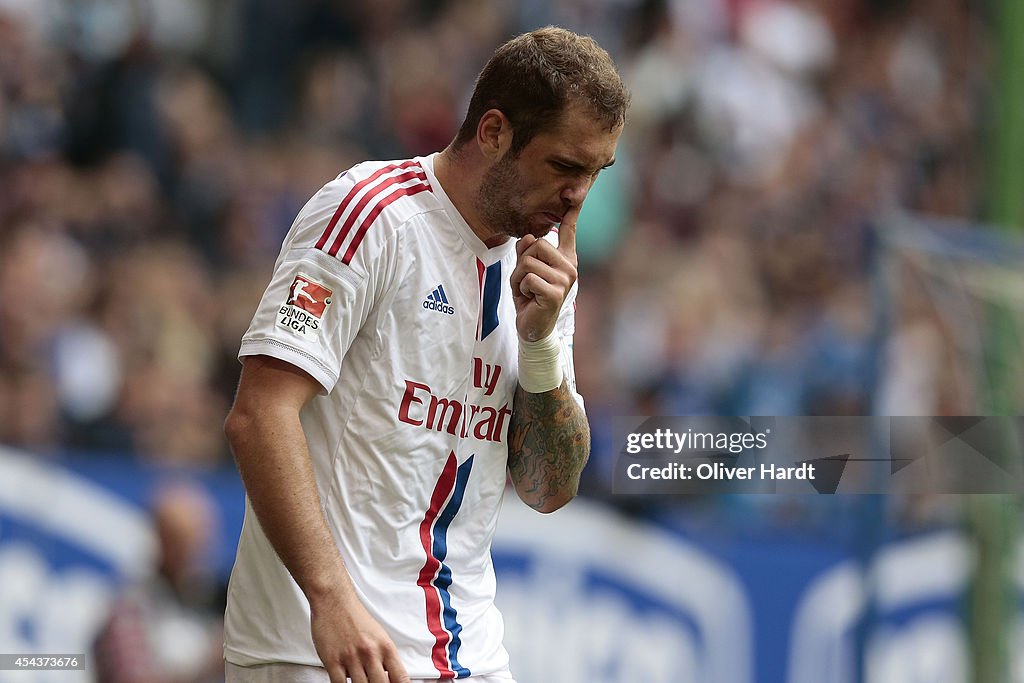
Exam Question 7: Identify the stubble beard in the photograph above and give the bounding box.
[476,154,535,240]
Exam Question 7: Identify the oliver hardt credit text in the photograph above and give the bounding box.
[624,428,816,481]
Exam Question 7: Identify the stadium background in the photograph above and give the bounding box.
[0,0,1022,681]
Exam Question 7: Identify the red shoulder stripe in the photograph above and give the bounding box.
[314,160,420,251]
[340,181,433,265]
[327,168,427,257]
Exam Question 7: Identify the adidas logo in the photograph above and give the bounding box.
[423,284,455,315]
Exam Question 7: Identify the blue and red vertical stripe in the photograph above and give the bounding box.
[476,259,501,341]
[417,452,474,678]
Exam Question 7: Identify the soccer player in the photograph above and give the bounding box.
[223,27,628,683]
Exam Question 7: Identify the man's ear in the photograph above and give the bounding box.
[477,109,513,161]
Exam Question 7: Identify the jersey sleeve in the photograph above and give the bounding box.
[238,169,398,393]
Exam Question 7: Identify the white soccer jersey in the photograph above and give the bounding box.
[224,154,581,679]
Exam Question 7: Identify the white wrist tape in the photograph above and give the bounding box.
[518,329,563,393]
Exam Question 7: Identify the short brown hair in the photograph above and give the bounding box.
[454,27,629,155]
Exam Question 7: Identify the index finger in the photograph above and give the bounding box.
[383,651,410,683]
[557,203,580,257]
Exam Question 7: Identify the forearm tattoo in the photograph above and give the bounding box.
[507,381,591,512]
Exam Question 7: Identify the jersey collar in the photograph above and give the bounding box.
[420,153,516,263]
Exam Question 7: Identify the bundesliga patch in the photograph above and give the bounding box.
[278,274,332,339]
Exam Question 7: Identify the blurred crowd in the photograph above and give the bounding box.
[0,0,1000,488]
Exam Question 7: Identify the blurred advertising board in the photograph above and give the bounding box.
[0,446,1002,683]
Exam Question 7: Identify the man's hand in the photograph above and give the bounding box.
[311,588,411,683]
[510,204,580,341]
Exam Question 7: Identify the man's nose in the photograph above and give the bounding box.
[560,178,591,206]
